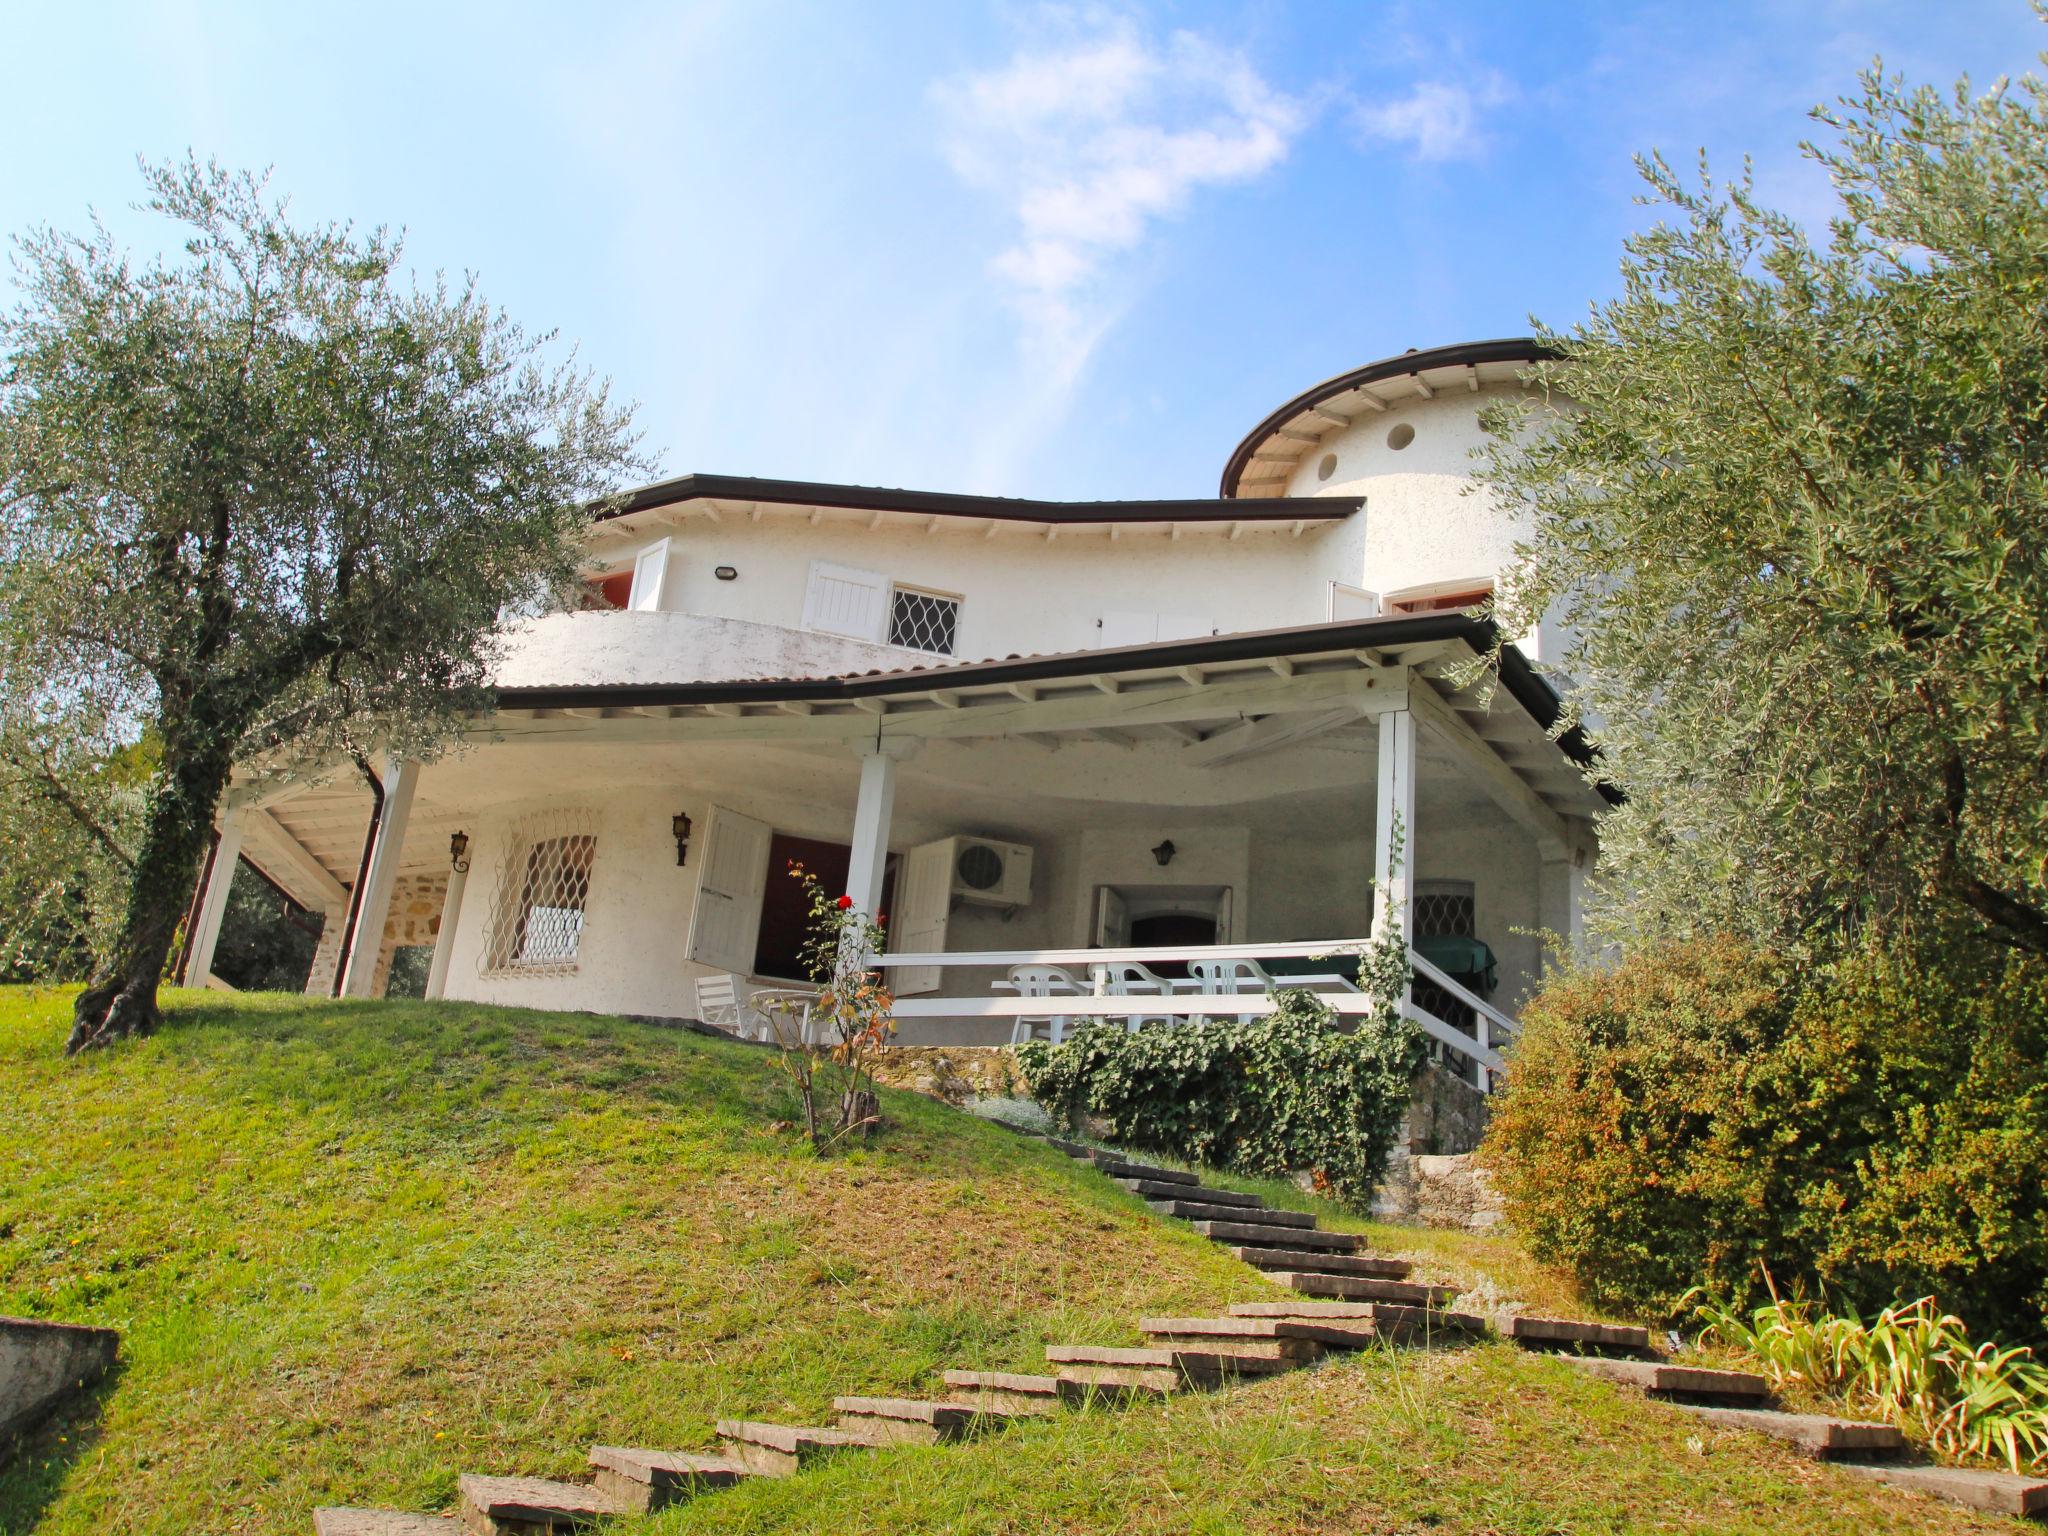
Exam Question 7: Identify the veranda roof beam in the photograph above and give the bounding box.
[1405,681,1571,858]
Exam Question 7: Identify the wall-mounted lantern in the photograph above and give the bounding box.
[714,565,738,581]
[449,830,470,874]
[1151,839,1177,867]
[672,812,694,866]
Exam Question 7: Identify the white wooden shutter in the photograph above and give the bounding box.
[1097,612,1157,649]
[1328,581,1380,621]
[626,538,672,611]
[889,840,954,995]
[1094,886,1129,947]
[684,807,772,975]
[802,561,890,641]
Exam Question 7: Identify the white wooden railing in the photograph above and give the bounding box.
[869,939,1515,1091]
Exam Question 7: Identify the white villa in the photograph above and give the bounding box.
[177,338,1609,1091]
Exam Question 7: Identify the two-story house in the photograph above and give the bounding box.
[177,338,1608,1091]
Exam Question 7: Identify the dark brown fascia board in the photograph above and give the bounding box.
[491,611,1616,798]
[591,472,1359,528]
[1221,337,1562,498]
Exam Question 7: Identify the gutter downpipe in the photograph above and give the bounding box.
[331,758,386,999]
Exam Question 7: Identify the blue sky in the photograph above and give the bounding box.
[5,1,2044,499]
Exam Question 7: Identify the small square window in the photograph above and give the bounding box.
[888,587,961,655]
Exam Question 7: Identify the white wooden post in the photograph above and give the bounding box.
[1539,826,1593,969]
[845,746,900,922]
[183,800,249,986]
[1372,708,1417,942]
[340,758,420,998]
[424,839,470,1001]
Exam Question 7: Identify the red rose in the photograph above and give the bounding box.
[836,895,854,910]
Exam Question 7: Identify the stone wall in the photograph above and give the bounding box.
[298,873,448,998]
[370,874,448,997]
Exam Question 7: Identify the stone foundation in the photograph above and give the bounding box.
[870,1046,1024,1106]
[1373,1150,1505,1231]
[299,873,448,998]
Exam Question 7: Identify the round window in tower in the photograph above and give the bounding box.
[1316,452,1338,482]
[1386,422,1416,451]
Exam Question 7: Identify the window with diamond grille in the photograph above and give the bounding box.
[481,815,598,976]
[887,586,961,655]
[1412,880,1476,939]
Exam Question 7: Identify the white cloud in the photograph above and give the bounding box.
[1354,72,1513,162]
[934,16,1307,394]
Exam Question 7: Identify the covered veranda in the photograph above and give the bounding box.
[188,614,1606,1093]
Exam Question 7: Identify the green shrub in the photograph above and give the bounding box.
[1483,934,2048,1340]
[1015,989,1423,1205]
[1693,1289,2048,1473]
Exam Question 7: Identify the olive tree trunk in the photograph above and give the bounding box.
[66,737,234,1054]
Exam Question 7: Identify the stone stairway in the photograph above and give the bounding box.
[311,1131,2048,1530]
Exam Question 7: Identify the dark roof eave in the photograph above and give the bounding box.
[490,612,1618,801]
[1220,337,1562,498]
[590,472,1359,528]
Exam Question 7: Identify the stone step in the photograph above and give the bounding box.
[1265,1272,1462,1307]
[713,1419,884,1478]
[584,1446,751,1512]
[1503,1315,1651,1353]
[1193,1220,1358,1252]
[1045,1342,1298,1384]
[1671,1405,1908,1460]
[314,1512,458,1536]
[456,1474,632,1535]
[1832,1461,2048,1518]
[1047,1138,1097,1158]
[1150,1200,1315,1228]
[832,1395,988,1445]
[1141,1315,1377,1357]
[1052,1364,1186,1398]
[1558,1354,1770,1401]
[939,1369,1079,1415]
[1229,1299,1488,1341]
[1117,1178,1265,1207]
[1227,1246,1412,1279]
[1093,1160,1199,1185]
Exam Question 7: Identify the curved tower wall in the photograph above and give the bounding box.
[1251,376,1569,666]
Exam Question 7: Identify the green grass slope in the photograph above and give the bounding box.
[0,988,2011,1536]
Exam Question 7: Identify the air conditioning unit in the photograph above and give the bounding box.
[937,835,1034,906]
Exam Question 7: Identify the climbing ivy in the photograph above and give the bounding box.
[1017,986,1423,1207]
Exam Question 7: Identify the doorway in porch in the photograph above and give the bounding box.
[1094,885,1233,979]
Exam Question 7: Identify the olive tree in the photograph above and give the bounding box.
[1481,57,2048,960]
[0,159,641,1051]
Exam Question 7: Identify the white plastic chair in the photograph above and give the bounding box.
[994,964,1083,1045]
[694,972,769,1040]
[1186,957,1274,1025]
[1098,960,1176,1031]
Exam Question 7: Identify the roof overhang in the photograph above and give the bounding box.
[1221,338,1560,499]
[488,612,1617,812]
[588,472,1359,544]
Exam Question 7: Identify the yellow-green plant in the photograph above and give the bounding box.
[1692,1281,2048,1472]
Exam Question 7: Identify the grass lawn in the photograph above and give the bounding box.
[0,987,2019,1534]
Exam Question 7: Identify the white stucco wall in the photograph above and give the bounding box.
[492,611,932,689]
[1280,385,1573,665]
[583,514,1349,664]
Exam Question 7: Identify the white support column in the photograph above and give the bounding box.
[183,799,249,987]
[1372,707,1417,942]
[340,758,420,998]
[424,838,470,1001]
[1539,823,1595,968]
[845,740,915,920]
